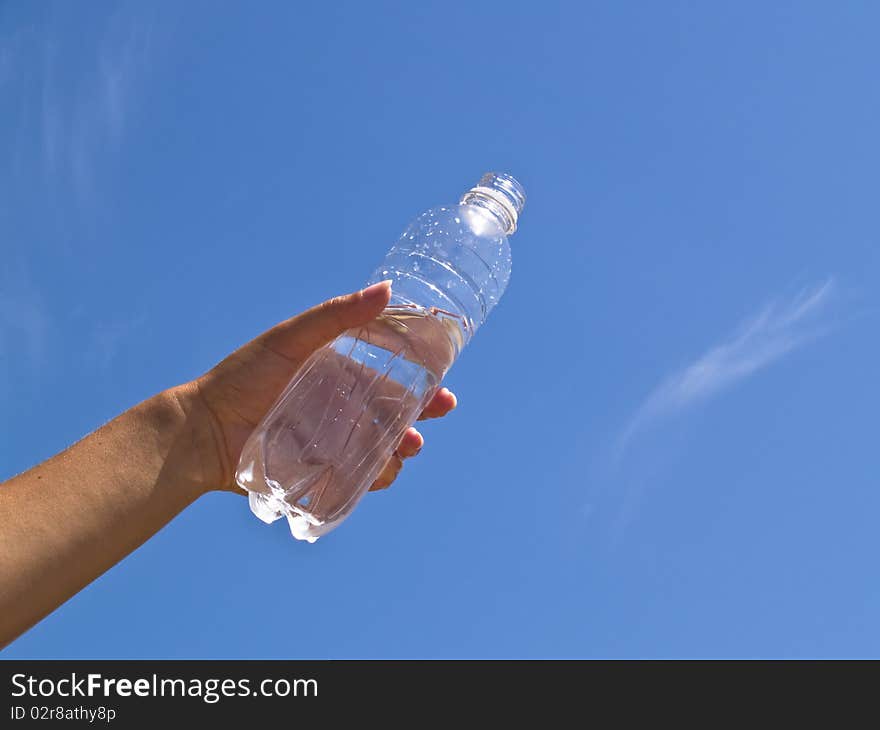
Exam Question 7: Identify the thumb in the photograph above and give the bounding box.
[256,280,392,363]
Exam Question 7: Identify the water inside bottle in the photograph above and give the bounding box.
[236,305,466,541]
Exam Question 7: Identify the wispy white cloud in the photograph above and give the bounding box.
[618,278,836,454]
[40,33,60,181]
[0,9,158,394]
[39,8,153,208]
[0,260,50,383]
[0,32,18,88]
[85,313,148,371]
[0,26,35,181]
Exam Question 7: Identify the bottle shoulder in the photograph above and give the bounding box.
[402,203,512,266]
[369,203,513,330]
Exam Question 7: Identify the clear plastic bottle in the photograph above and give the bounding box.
[235,172,525,541]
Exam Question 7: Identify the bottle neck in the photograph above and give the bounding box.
[459,172,526,235]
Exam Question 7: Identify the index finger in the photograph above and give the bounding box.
[418,387,457,420]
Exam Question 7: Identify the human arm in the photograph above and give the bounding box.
[0,281,455,647]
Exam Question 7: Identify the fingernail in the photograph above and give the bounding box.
[361,280,392,300]
[441,387,458,409]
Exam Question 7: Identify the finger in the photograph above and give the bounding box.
[418,387,457,420]
[396,427,424,459]
[258,280,392,363]
[370,454,403,491]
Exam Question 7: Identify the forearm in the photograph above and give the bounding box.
[0,384,209,647]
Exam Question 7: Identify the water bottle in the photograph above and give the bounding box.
[235,172,525,541]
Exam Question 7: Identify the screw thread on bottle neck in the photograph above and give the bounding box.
[460,172,526,235]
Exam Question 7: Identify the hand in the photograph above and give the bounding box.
[180,281,457,495]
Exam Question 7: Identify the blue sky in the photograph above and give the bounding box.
[2,1,879,658]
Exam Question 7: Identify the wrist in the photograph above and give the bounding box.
[145,383,227,500]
